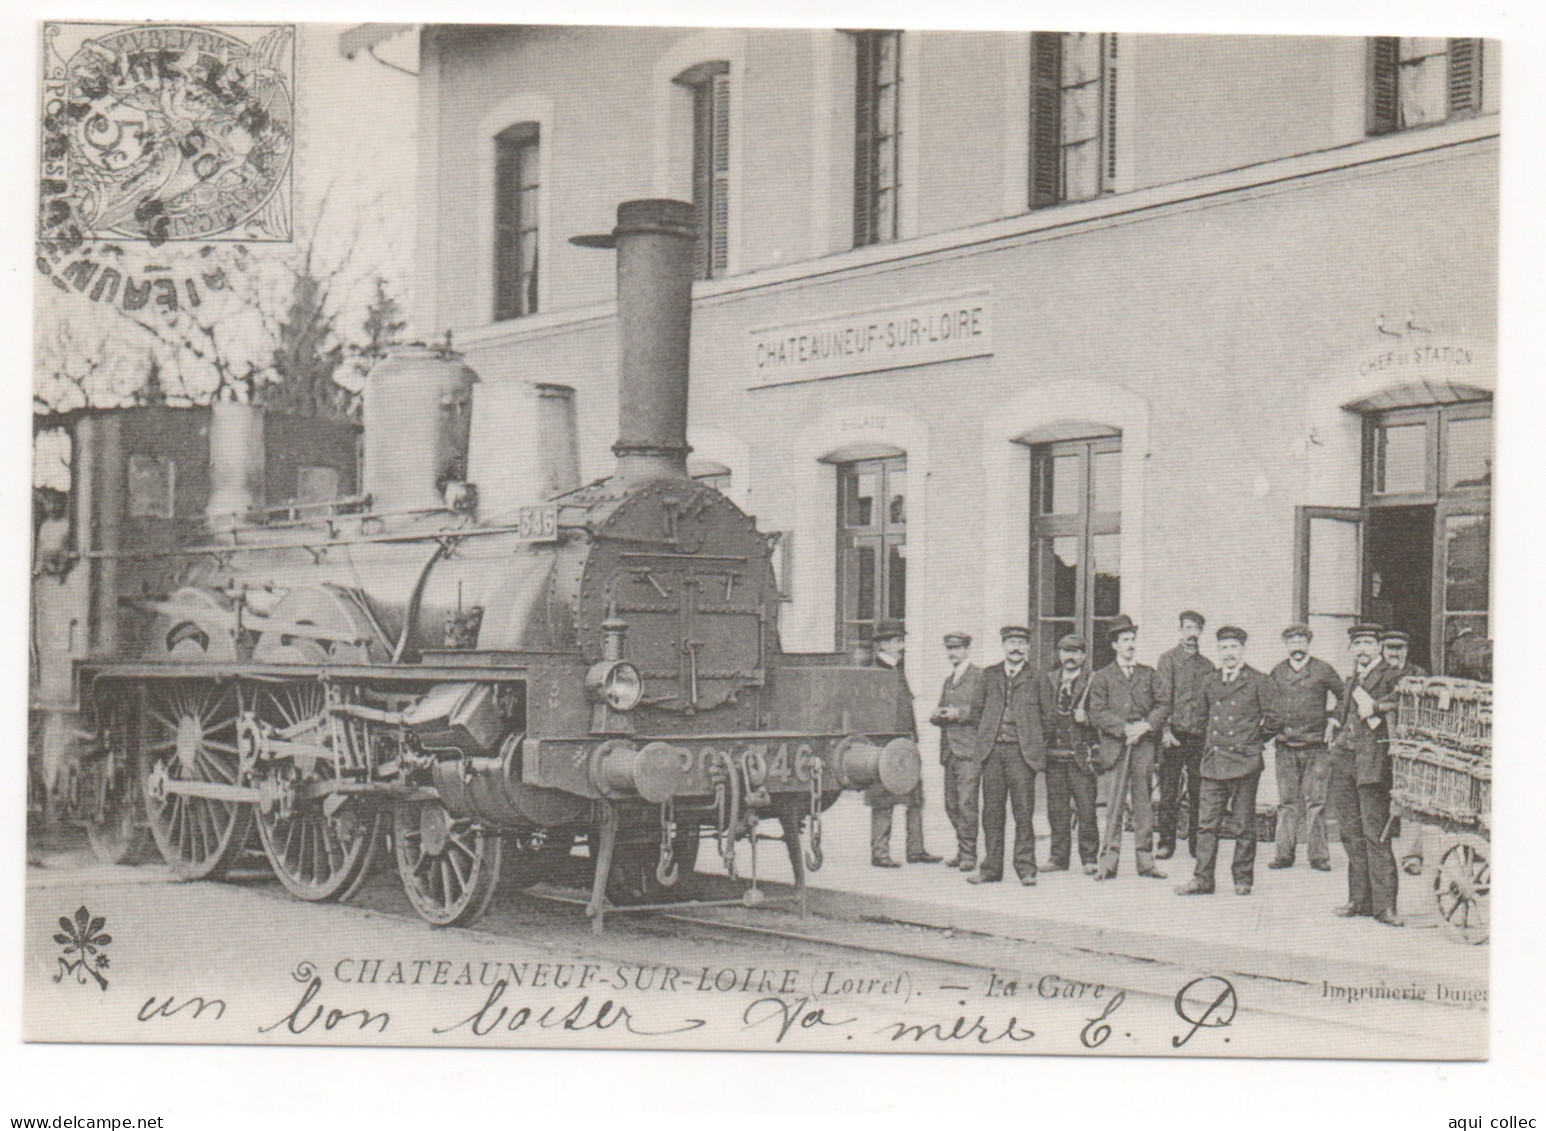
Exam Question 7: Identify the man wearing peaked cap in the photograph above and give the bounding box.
[1176,625,1277,897]
[931,631,983,871]
[1038,633,1100,874]
[1265,623,1343,873]
[1087,614,1168,880]
[866,620,942,868]
[964,625,1046,885]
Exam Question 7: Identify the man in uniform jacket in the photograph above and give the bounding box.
[1176,626,1277,896]
[1155,611,1215,860]
[1327,624,1414,924]
[930,631,984,871]
[1266,624,1343,871]
[867,621,942,868]
[965,625,1045,885]
[1037,633,1100,874]
[1087,615,1168,880]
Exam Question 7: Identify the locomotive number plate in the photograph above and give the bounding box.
[516,503,559,542]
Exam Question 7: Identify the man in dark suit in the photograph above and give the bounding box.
[867,620,942,868]
[930,631,983,871]
[1155,611,1215,860]
[965,625,1045,886]
[1175,626,1276,896]
[1327,623,1412,925]
[1038,633,1099,874]
[1087,615,1168,880]
[1266,624,1343,872]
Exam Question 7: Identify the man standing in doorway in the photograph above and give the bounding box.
[1327,623,1405,925]
[965,625,1045,886]
[1038,634,1100,875]
[1088,615,1168,880]
[1266,624,1343,872]
[1155,611,1215,860]
[868,620,941,868]
[931,631,983,871]
[1176,626,1275,897]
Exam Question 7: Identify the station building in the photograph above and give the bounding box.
[402,26,1497,704]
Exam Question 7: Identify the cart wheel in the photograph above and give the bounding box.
[1433,840,1489,945]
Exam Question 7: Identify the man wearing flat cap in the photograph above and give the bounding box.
[1176,626,1277,896]
[867,620,941,868]
[965,625,1046,885]
[1327,623,1411,925]
[1087,614,1168,880]
[1155,611,1216,860]
[1038,633,1100,874]
[1265,624,1343,872]
[931,631,983,871]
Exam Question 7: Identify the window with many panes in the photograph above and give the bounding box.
[852,30,902,248]
[836,454,906,650]
[675,62,730,280]
[1029,32,1118,209]
[494,122,540,321]
[1029,436,1121,671]
[1367,37,1484,135]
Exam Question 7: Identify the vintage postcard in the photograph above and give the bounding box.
[25,18,1496,1063]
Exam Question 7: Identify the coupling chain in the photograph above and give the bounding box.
[656,797,679,887]
[805,758,825,871]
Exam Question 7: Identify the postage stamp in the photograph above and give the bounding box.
[24,19,1499,1069]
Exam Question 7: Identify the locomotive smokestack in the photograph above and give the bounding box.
[572,199,696,487]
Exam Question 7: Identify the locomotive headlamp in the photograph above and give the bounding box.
[586,660,644,712]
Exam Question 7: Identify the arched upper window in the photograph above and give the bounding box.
[493,122,540,320]
[673,62,730,280]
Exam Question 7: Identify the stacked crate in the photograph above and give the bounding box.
[1389,676,1491,831]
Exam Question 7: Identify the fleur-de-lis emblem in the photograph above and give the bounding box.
[53,905,112,991]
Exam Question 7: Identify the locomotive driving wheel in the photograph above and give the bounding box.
[139,682,254,880]
[393,801,503,927]
[252,684,385,902]
[1434,839,1490,945]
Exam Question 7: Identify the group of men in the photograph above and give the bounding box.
[865,612,1422,926]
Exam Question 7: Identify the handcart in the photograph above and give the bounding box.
[1389,676,1491,945]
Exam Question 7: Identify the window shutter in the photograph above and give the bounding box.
[493,132,519,321]
[1102,33,1118,192]
[710,72,730,274]
[1447,38,1482,118]
[1367,36,1400,135]
[1028,32,1063,210]
[854,34,877,246]
[692,81,713,279]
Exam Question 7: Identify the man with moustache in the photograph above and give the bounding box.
[1176,626,1276,896]
[931,631,984,871]
[1266,625,1344,872]
[1088,615,1168,880]
[1155,611,1215,860]
[965,625,1046,886]
[867,620,941,868]
[1327,623,1407,925]
[1038,634,1100,874]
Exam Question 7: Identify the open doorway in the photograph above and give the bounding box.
[1364,506,1434,669]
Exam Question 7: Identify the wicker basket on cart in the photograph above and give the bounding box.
[1392,676,1491,755]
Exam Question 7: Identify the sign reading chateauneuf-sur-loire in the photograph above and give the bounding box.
[749,291,992,388]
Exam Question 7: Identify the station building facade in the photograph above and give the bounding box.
[410,27,1497,705]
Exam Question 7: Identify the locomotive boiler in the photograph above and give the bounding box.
[65,199,921,930]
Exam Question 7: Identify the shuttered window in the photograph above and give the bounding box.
[493,122,540,321]
[1367,37,1484,135]
[853,30,902,248]
[676,63,731,280]
[1029,32,1118,210]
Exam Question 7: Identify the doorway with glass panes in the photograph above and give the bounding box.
[835,449,907,653]
[1028,431,1122,672]
[1296,398,1491,674]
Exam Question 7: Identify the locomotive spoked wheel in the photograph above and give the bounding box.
[139,683,254,880]
[1433,840,1490,945]
[84,698,154,865]
[252,685,384,902]
[393,802,503,927]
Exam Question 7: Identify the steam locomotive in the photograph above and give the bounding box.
[35,200,921,930]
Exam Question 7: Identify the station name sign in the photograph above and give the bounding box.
[750,291,992,387]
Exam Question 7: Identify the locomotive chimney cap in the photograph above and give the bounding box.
[570,199,696,249]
